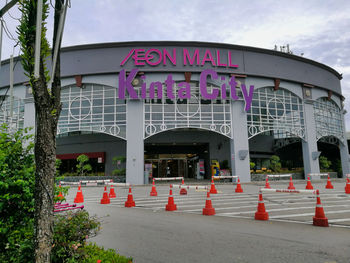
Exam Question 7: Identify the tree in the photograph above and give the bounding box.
[319,156,332,170]
[76,154,92,176]
[17,0,66,261]
[269,155,281,173]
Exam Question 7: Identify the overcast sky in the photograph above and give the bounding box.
[1,0,350,129]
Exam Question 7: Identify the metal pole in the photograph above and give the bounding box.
[48,0,68,90]
[10,54,13,117]
[34,0,43,78]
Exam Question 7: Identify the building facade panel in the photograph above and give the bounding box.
[0,41,348,183]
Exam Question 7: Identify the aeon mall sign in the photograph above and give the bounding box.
[118,48,254,111]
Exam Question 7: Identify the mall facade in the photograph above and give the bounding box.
[0,41,349,184]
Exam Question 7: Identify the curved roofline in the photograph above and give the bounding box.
[0,40,342,80]
[60,41,343,80]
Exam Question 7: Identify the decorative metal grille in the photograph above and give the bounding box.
[144,82,232,139]
[314,97,344,142]
[58,84,126,139]
[0,95,24,131]
[247,87,305,139]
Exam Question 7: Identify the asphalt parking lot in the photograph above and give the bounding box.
[66,179,350,228]
[63,179,350,262]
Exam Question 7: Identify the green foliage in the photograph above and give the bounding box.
[319,156,332,170]
[17,0,51,87]
[333,159,342,177]
[269,155,282,173]
[0,125,35,263]
[112,156,126,176]
[250,161,255,170]
[76,155,92,176]
[66,243,132,263]
[56,159,62,177]
[52,210,100,263]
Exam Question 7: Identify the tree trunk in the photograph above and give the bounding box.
[33,78,58,262]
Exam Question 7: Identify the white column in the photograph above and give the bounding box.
[230,100,251,182]
[302,100,320,177]
[126,99,145,184]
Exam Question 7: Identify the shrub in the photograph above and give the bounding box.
[67,243,132,263]
[0,125,35,263]
[250,161,255,170]
[76,155,92,176]
[52,210,100,262]
[269,155,282,173]
[319,156,332,170]
[112,156,126,176]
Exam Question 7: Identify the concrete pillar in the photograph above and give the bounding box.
[230,100,251,182]
[339,110,350,177]
[126,99,144,184]
[302,100,320,177]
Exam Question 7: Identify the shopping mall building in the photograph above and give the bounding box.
[0,41,349,184]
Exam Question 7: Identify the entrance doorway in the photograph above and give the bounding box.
[144,143,209,179]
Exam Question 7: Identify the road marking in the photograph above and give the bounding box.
[269,209,350,219]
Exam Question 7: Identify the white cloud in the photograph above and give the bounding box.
[2,0,350,129]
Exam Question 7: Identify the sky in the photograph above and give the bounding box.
[1,0,350,129]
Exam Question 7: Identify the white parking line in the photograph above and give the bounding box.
[269,209,350,219]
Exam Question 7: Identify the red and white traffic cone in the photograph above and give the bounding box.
[287,176,295,190]
[74,184,84,203]
[165,184,177,211]
[179,178,187,195]
[255,190,269,220]
[325,174,334,189]
[345,177,350,194]
[109,184,116,198]
[202,191,215,216]
[264,175,271,189]
[100,186,110,204]
[125,186,135,207]
[305,175,313,190]
[235,177,243,193]
[150,178,158,196]
[313,189,329,227]
[209,177,218,194]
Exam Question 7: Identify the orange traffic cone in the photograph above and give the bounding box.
[345,178,350,194]
[179,178,187,195]
[287,176,295,190]
[305,176,313,190]
[255,190,269,220]
[313,189,329,227]
[202,191,215,215]
[150,178,158,196]
[165,184,177,211]
[325,174,334,189]
[100,186,110,204]
[264,176,271,189]
[235,177,243,193]
[57,183,64,200]
[74,184,84,203]
[125,186,135,207]
[109,185,116,198]
[209,177,218,194]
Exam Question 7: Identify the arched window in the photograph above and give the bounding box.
[144,82,232,138]
[58,84,126,139]
[247,87,305,139]
[314,98,344,142]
